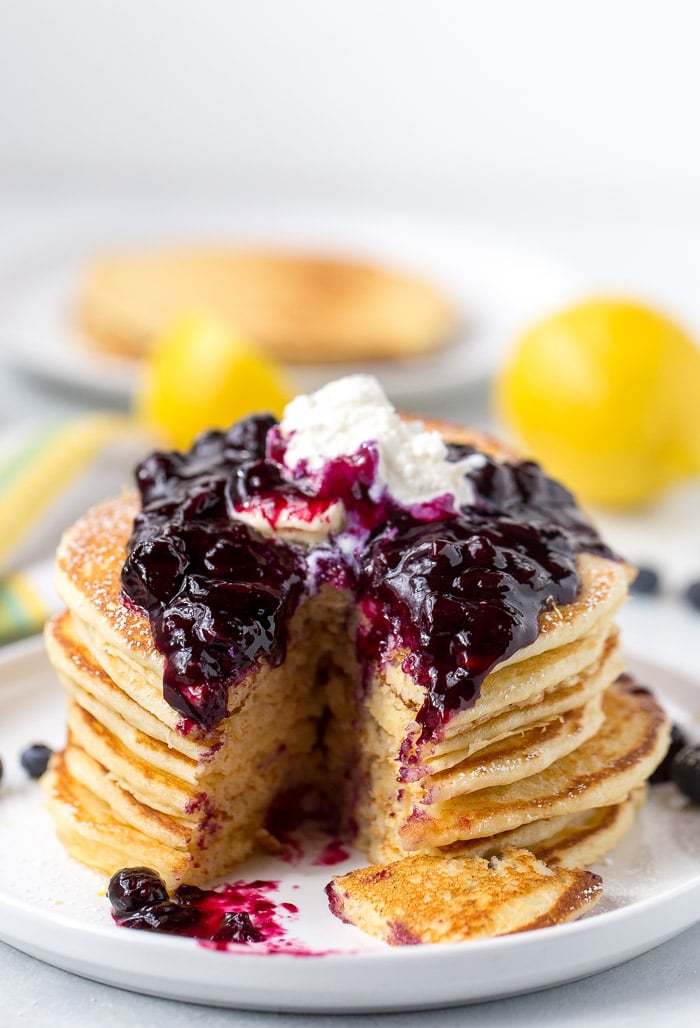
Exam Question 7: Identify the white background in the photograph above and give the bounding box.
[1,0,699,204]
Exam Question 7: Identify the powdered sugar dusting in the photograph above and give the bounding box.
[55,495,155,658]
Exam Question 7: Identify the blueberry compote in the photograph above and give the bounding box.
[122,417,306,729]
[121,419,613,739]
[108,867,298,949]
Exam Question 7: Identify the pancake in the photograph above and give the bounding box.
[397,680,669,852]
[78,248,455,363]
[421,691,606,803]
[434,789,645,869]
[326,849,603,944]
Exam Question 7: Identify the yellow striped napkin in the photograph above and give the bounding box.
[0,414,152,644]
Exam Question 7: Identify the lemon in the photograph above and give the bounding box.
[495,299,700,508]
[136,313,294,450]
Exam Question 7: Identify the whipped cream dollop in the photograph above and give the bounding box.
[277,375,481,508]
[230,375,482,544]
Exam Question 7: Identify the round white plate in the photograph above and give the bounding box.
[0,210,579,403]
[1,637,699,1013]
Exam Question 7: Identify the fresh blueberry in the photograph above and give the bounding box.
[20,744,52,779]
[108,867,169,916]
[683,581,700,611]
[119,901,198,933]
[670,744,700,803]
[650,723,688,783]
[629,566,660,596]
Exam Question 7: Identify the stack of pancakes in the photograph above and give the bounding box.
[43,430,669,894]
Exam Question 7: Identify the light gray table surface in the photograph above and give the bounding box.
[0,196,698,1026]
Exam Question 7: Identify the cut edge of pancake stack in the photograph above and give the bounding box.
[42,423,671,939]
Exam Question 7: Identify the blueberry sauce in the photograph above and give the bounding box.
[121,418,614,737]
[312,839,351,867]
[108,867,300,950]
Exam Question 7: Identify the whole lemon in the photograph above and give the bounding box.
[495,299,700,508]
[137,313,294,450]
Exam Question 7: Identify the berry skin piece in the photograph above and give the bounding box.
[20,744,52,779]
[683,581,700,611]
[629,566,660,596]
[0,755,3,787]
[670,744,700,804]
[108,867,169,916]
[173,884,205,906]
[211,911,264,943]
[119,901,198,933]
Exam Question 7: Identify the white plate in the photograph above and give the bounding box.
[0,210,579,403]
[1,637,699,1013]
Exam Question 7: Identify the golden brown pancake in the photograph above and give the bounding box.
[326,849,602,944]
[433,789,645,869]
[78,248,455,363]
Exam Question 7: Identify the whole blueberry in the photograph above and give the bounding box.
[683,581,700,611]
[108,867,169,916]
[670,744,700,804]
[650,723,688,784]
[629,567,660,596]
[20,744,52,779]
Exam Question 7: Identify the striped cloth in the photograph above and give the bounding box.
[0,414,152,644]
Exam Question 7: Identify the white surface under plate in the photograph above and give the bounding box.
[0,211,579,403]
[1,637,699,1013]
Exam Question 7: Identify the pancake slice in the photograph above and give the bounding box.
[326,849,602,944]
[422,691,605,803]
[399,680,670,851]
[434,790,644,869]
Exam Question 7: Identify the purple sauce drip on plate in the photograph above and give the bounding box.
[110,872,308,951]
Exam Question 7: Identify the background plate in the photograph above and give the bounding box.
[0,211,579,403]
[1,638,699,1012]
